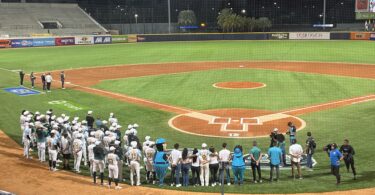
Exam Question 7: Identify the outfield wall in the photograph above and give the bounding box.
[0,32,374,49]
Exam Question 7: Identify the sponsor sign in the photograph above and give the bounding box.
[289,32,330,40]
[74,36,94,45]
[128,35,138,43]
[48,100,84,111]
[4,87,41,96]
[32,38,55,47]
[137,36,146,42]
[93,36,112,44]
[356,0,369,12]
[269,33,289,40]
[356,12,375,19]
[55,37,75,46]
[112,35,129,43]
[370,33,375,40]
[0,39,11,48]
[10,39,33,48]
[350,32,370,40]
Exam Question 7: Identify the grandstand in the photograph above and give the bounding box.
[0,3,108,37]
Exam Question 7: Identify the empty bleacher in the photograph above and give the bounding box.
[0,3,108,37]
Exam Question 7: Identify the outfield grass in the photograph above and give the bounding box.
[95,69,375,111]
[0,40,375,72]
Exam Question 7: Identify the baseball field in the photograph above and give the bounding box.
[0,40,375,194]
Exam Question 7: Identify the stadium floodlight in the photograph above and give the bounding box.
[241,9,246,14]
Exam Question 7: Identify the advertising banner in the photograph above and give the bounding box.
[55,37,75,46]
[356,12,375,19]
[32,38,55,47]
[112,35,129,43]
[369,33,375,40]
[350,32,370,40]
[74,36,94,45]
[128,35,138,43]
[11,39,33,48]
[356,0,369,12]
[289,32,330,40]
[269,33,289,40]
[0,39,11,48]
[93,36,112,44]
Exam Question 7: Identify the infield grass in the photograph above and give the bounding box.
[94,68,375,111]
[0,40,375,72]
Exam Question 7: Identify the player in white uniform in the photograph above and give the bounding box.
[47,132,58,171]
[78,128,88,166]
[144,142,156,184]
[22,122,33,159]
[107,146,122,190]
[87,136,97,176]
[127,141,142,186]
[199,143,211,186]
[73,134,83,173]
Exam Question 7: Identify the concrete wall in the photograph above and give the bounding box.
[103,23,179,34]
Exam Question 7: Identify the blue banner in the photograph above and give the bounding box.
[4,87,41,96]
[32,38,55,47]
[93,36,112,44]
[11,39,33,48]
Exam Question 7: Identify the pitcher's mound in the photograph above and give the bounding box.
[213,82,266,89]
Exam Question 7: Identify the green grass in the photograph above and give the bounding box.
[94,69,375,111]
[1,40,375,72]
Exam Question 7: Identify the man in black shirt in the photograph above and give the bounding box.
[19,70,25,86]
[86,111,95,129]
[340,139,356,180]
[60,71,66,89]
[41,73,46,90]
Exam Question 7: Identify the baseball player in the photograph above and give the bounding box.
[35,122,48,162]
[60,133,72,170]
[113,140,124,182]
[127,141,142,186]
[47,131,59,171]
[107,146,122,190]
[93,140,106,185]
[199,143,210,186]
[87,134,97,176]
[86,111,95,129]
[144,142,156,184]
[73,134,83,173]
[108,113,118,126]
[22,122,33,159]
[79,128,88,166]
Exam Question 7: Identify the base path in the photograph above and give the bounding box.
[1,130,374,195]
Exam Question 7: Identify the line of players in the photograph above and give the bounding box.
[20,109,357,189]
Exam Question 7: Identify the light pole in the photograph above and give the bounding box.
[134,14,138,34]
[168,0,171,34]
[323,0,326,26]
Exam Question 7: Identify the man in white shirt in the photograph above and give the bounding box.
[218,143,231,185]
[199,143,210,186]
[45,73,53,92]
[289,139,304,179]
[170,143,182,187]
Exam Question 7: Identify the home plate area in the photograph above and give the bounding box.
[169,109,305,138]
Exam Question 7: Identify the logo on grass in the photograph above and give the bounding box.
[48,100,84,111]
[4,87,40,96]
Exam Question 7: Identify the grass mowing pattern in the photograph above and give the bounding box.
[0,40,375,72]
[94,69,375,110]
